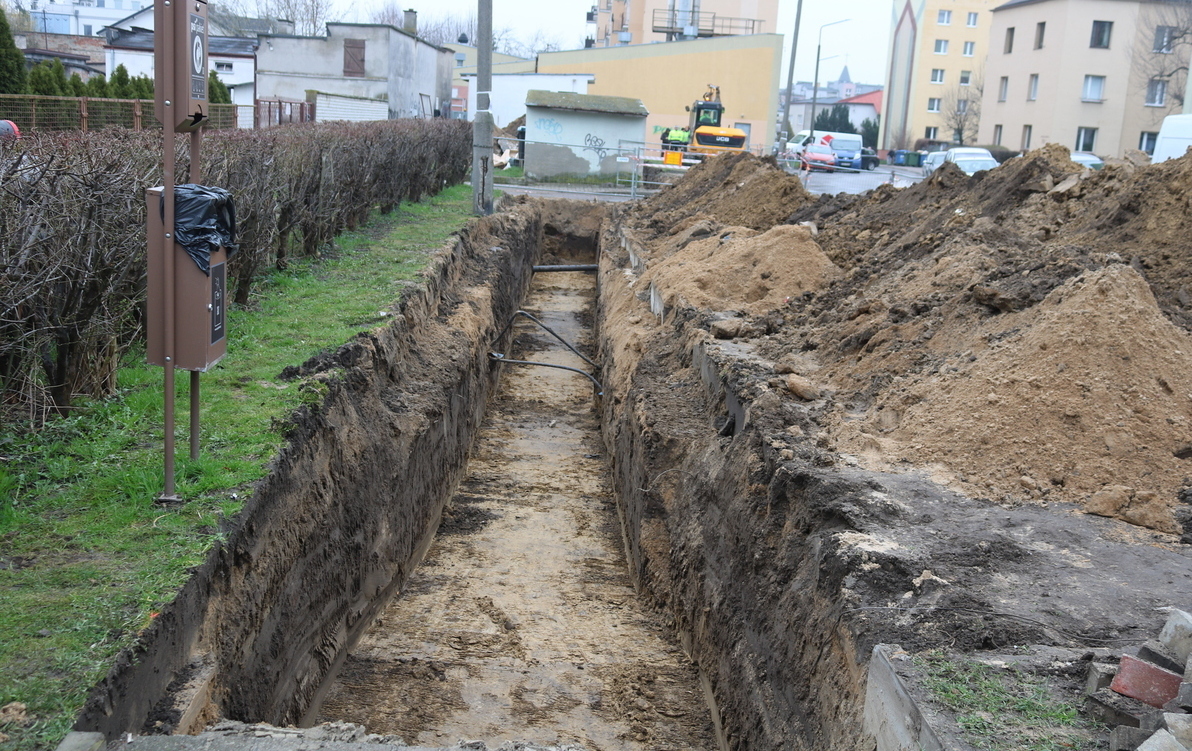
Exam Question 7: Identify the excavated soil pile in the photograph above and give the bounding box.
[625,145,1192,536]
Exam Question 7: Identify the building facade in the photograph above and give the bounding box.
[537,33,782,150]
[588,0,777,48]
[256,23,452,120]
[881,0,1000,150]
[978,0,1189,156]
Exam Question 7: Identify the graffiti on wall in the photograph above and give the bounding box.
[582,133,608,161]
[535,117,564,137]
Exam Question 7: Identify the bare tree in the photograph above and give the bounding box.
[1132,2,1192,112]
[940,72,983,145]
[372,7,562,57]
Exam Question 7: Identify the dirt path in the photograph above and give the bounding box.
[314,270,716,750]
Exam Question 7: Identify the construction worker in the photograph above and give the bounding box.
[669,128,691,150]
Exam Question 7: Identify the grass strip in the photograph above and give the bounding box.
[0,185,474,751]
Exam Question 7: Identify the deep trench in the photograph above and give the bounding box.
[77,200,873,751]
[310,260,720,749]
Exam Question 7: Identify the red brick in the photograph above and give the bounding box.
[1112,655,1184,708]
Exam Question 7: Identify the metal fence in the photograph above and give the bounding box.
[0,94,240,132]
[494,136,778,199]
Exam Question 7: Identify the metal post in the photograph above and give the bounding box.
[160,63,178,503]
[471,0,494,215]
[188,127,202,461]
[780,0,804,147]
[810,20,849,143]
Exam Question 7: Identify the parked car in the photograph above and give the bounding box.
[831,143,878,171]
[921,151,947,176]
[951,156,1001,175]
[1070,151,1104,170]
[944,146,995,163]
[800,143,837,172]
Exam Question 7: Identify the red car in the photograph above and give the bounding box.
[800,143,836,172]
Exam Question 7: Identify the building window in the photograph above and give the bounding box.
[216,61,233,72]
[926,126,939,139]
[83,23,91,35]
[938,9,951,24]
[928,98,942,112]
[993,124,1003,145]
[1155,26,1176,53]
[1082,75,1105,102]
[1022,124,1032,150]
[1140,131,1158,154]
[957,99,969,113]
[1005,27,1015,53]
[1028,73,1038,100]
[963,41,975,56]
[1147,78,1168,106]
[1035,22,1046,49]
[967,12,978,27]
[1091,20,1112,48]
[960,70,971,85]
[998,76,1009,101]
[934,39,949,54]
[1076,127,1097,152]
[931,68,946,84]
[343,39,366,77]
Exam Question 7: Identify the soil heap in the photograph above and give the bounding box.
[623,147,1192,537]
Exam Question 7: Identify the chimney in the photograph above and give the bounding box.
[403,9,417,35]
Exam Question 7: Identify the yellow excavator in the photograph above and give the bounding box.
[661,85,749,158]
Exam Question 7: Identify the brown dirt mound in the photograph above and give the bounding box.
[640,224,841,315]
[632,151,813,232]
[627,142,1192,535]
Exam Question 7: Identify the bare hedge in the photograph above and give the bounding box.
[0,118,471,418]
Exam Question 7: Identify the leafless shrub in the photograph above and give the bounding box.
[0,118,471,420]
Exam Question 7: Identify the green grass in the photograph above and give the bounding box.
[915,651,1090,751]
[0,184,474,751]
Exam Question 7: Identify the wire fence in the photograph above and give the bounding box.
[0,94,240,132]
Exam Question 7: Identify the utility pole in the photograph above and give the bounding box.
[780,0,803,148]
[471,0,493,215]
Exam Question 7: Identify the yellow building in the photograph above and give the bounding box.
[590,0,778,47]
[537,33,783,150]
[881,0,1000,150]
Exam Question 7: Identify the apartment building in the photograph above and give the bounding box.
[881,0,1001,150]
[587,0,777,48]
[978,0,1189,156]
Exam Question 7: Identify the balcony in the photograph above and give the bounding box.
[651,8,762,38]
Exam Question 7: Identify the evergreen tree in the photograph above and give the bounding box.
[813,103,857,134]
[208,69,231,104]
[49,58,68,92]
[84,73,108,98]
[68,73,86,97]
[28,61,64,96]
[131,74,153,99]
[109,64,132,98]
[860,117,879,149]
[0,7,27,94]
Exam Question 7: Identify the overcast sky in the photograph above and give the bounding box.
[334,0,894,88]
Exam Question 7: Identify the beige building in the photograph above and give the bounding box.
[881,0,1001,150]
[589,0,777,47]
[537,33,783,150]
[977,0,1189,156]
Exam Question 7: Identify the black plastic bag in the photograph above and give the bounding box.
[160,184,238,275]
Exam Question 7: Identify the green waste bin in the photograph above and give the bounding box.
[905,151,922,168]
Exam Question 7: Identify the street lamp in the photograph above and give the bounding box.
[809,19,849,142]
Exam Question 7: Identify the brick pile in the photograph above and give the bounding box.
[1087,610,1192,751]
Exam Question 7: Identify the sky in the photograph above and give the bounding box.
[334,0,895,88]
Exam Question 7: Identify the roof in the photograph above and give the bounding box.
[104,28,257,56]
[837,89,883,109]
[525,89,648,117]
[837,65,852,84]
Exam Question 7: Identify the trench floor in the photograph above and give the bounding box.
[314,270,715,749]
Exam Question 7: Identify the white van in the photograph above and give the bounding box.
[1152,114,1192,163]
[786,130,864,157]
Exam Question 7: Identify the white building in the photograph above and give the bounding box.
[255,23,452,120]
[463,73,594,128]
[524,89,648,177]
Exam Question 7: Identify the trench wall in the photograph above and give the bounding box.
[75,205,545,738]
[597,220,877,751]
